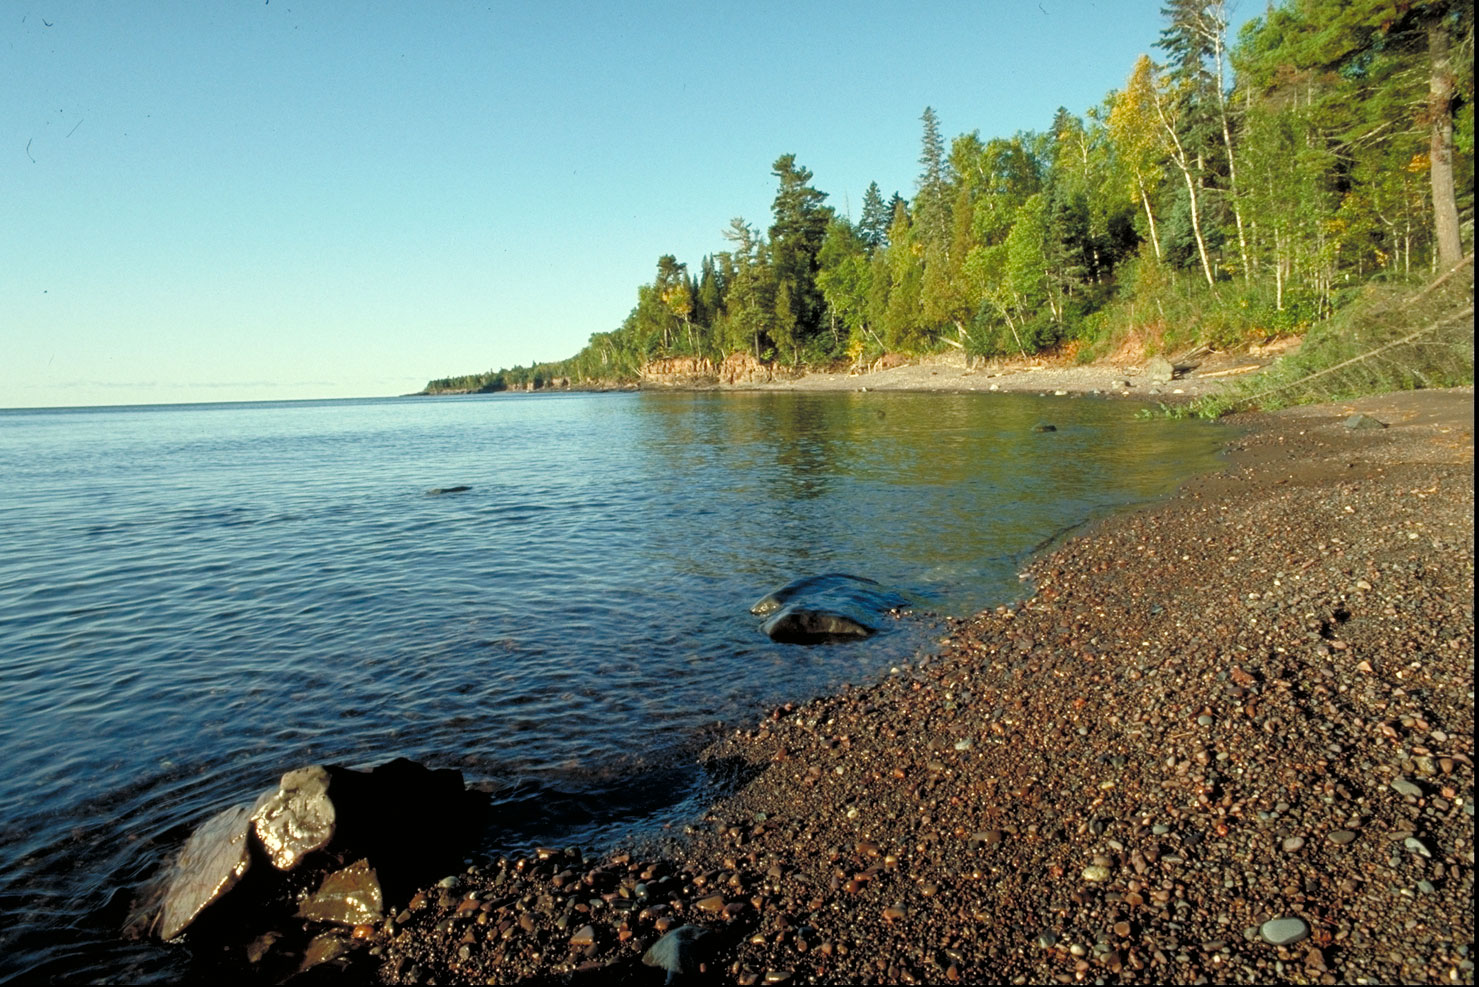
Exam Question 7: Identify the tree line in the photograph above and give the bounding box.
[425,0,1472,394]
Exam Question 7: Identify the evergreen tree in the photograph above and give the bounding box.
[914,107,954,251]
[858,181,891,251]
[768,154,835,357]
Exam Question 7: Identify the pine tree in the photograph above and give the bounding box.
[768,154,834,357]
[914,107,954,252]
[858,182,891,251]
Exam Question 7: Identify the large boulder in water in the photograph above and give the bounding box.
[751,573,910,644]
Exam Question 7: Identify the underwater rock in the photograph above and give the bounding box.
[750,573,906,617]
[751,573,909,644]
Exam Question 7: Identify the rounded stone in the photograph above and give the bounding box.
[1260,917,1309,945]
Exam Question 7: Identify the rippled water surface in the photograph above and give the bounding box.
[0,391,1225,981]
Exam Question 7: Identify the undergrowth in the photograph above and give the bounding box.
[1191,257,1475,417]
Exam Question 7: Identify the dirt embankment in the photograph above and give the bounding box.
[360,389,1472,986]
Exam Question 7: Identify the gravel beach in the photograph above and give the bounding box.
[360,388,1474,986]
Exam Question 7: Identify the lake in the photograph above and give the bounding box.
[0,390,1226,981]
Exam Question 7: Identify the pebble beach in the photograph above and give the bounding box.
[357,387,1473,986]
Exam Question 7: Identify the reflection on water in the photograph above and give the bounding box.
[0,391,1226,982]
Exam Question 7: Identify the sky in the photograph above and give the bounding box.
[2,1,1256,408]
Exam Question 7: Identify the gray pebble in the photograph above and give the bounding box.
[1260,917,1309,945]
[1282,837,1305,853]
[1327,830,1357,845]
[1391,777,1423,798]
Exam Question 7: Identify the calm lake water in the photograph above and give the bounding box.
[0,391,1226,982]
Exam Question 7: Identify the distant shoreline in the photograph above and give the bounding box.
[417,350,1283,404]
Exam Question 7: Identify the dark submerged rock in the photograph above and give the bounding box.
[750,573,908,617]
[761,606,876,643]
[425,485,471,495]
[750,573,910,644]
[1033,423,1057,432]
[750,573,886,616]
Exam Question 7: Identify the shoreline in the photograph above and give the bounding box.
[365,388,1473,985]
[419,347,1289,403]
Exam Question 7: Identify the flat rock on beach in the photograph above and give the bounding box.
[363,388,1474,986]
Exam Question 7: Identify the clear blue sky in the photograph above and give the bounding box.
[2,1,1253,408]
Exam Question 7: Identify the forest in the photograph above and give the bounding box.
[425,0,1473,398]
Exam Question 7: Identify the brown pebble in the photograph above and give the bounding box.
[1114,921,1131,938]
[696,894,727,913]
[882,904,908,922]
[570,924,596,948]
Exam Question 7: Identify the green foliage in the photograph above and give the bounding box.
[1195,257,1475,416]
[427,0,1473,406]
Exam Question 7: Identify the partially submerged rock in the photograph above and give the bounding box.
[751,573,909,644]
[252,764,337,871]
[296,858,383,926]
[157,804,255,941]
[750,573,906,617]
[761,606,876,643]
